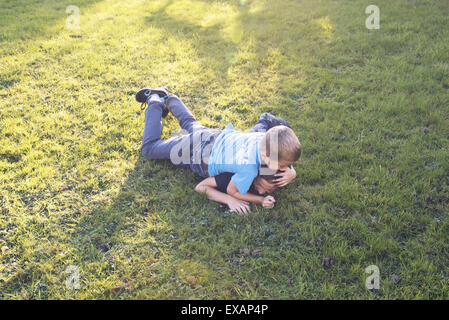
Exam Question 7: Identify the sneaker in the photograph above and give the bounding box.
[135,87,170,117]
[259,113,291,129]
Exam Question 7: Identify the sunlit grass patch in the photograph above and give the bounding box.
[1,0,448,299]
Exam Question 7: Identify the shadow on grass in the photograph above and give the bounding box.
[140,0,284,88]
[143,0,242,79]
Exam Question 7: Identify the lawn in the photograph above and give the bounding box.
[0,0,448,299]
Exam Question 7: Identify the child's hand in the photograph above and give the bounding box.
[273,166,296,187]
[262,196,276,209]
[227,198,251,214]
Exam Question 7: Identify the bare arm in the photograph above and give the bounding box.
[194,177,251,214]
[226,181,275,208]
[226,180,264,204]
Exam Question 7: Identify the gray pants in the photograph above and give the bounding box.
[141,95,220,177]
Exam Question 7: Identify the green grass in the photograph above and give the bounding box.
[1,0,448,299]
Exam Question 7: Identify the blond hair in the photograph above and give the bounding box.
[260,126,301,163]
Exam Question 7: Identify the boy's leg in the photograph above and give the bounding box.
[249,119,271,133]
[141,98,187,160]
[166,95,207,133]
[249,113,291,133]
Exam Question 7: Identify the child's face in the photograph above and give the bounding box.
[253,177,277,194]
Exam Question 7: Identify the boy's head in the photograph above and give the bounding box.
[259,125,301,171]
[252,170,282,195]
[252,176,275,195]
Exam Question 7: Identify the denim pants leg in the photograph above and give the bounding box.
[190,128,221,177]
[249,119,271,133]
[141,99,190,161]
[166,95,207,133]
[165,95,220,176]
[140,96,219,176]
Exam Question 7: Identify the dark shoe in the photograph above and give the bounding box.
[135,87,170,117]
[259,113,291,129]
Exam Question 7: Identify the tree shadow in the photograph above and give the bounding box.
[142,0,247,85]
